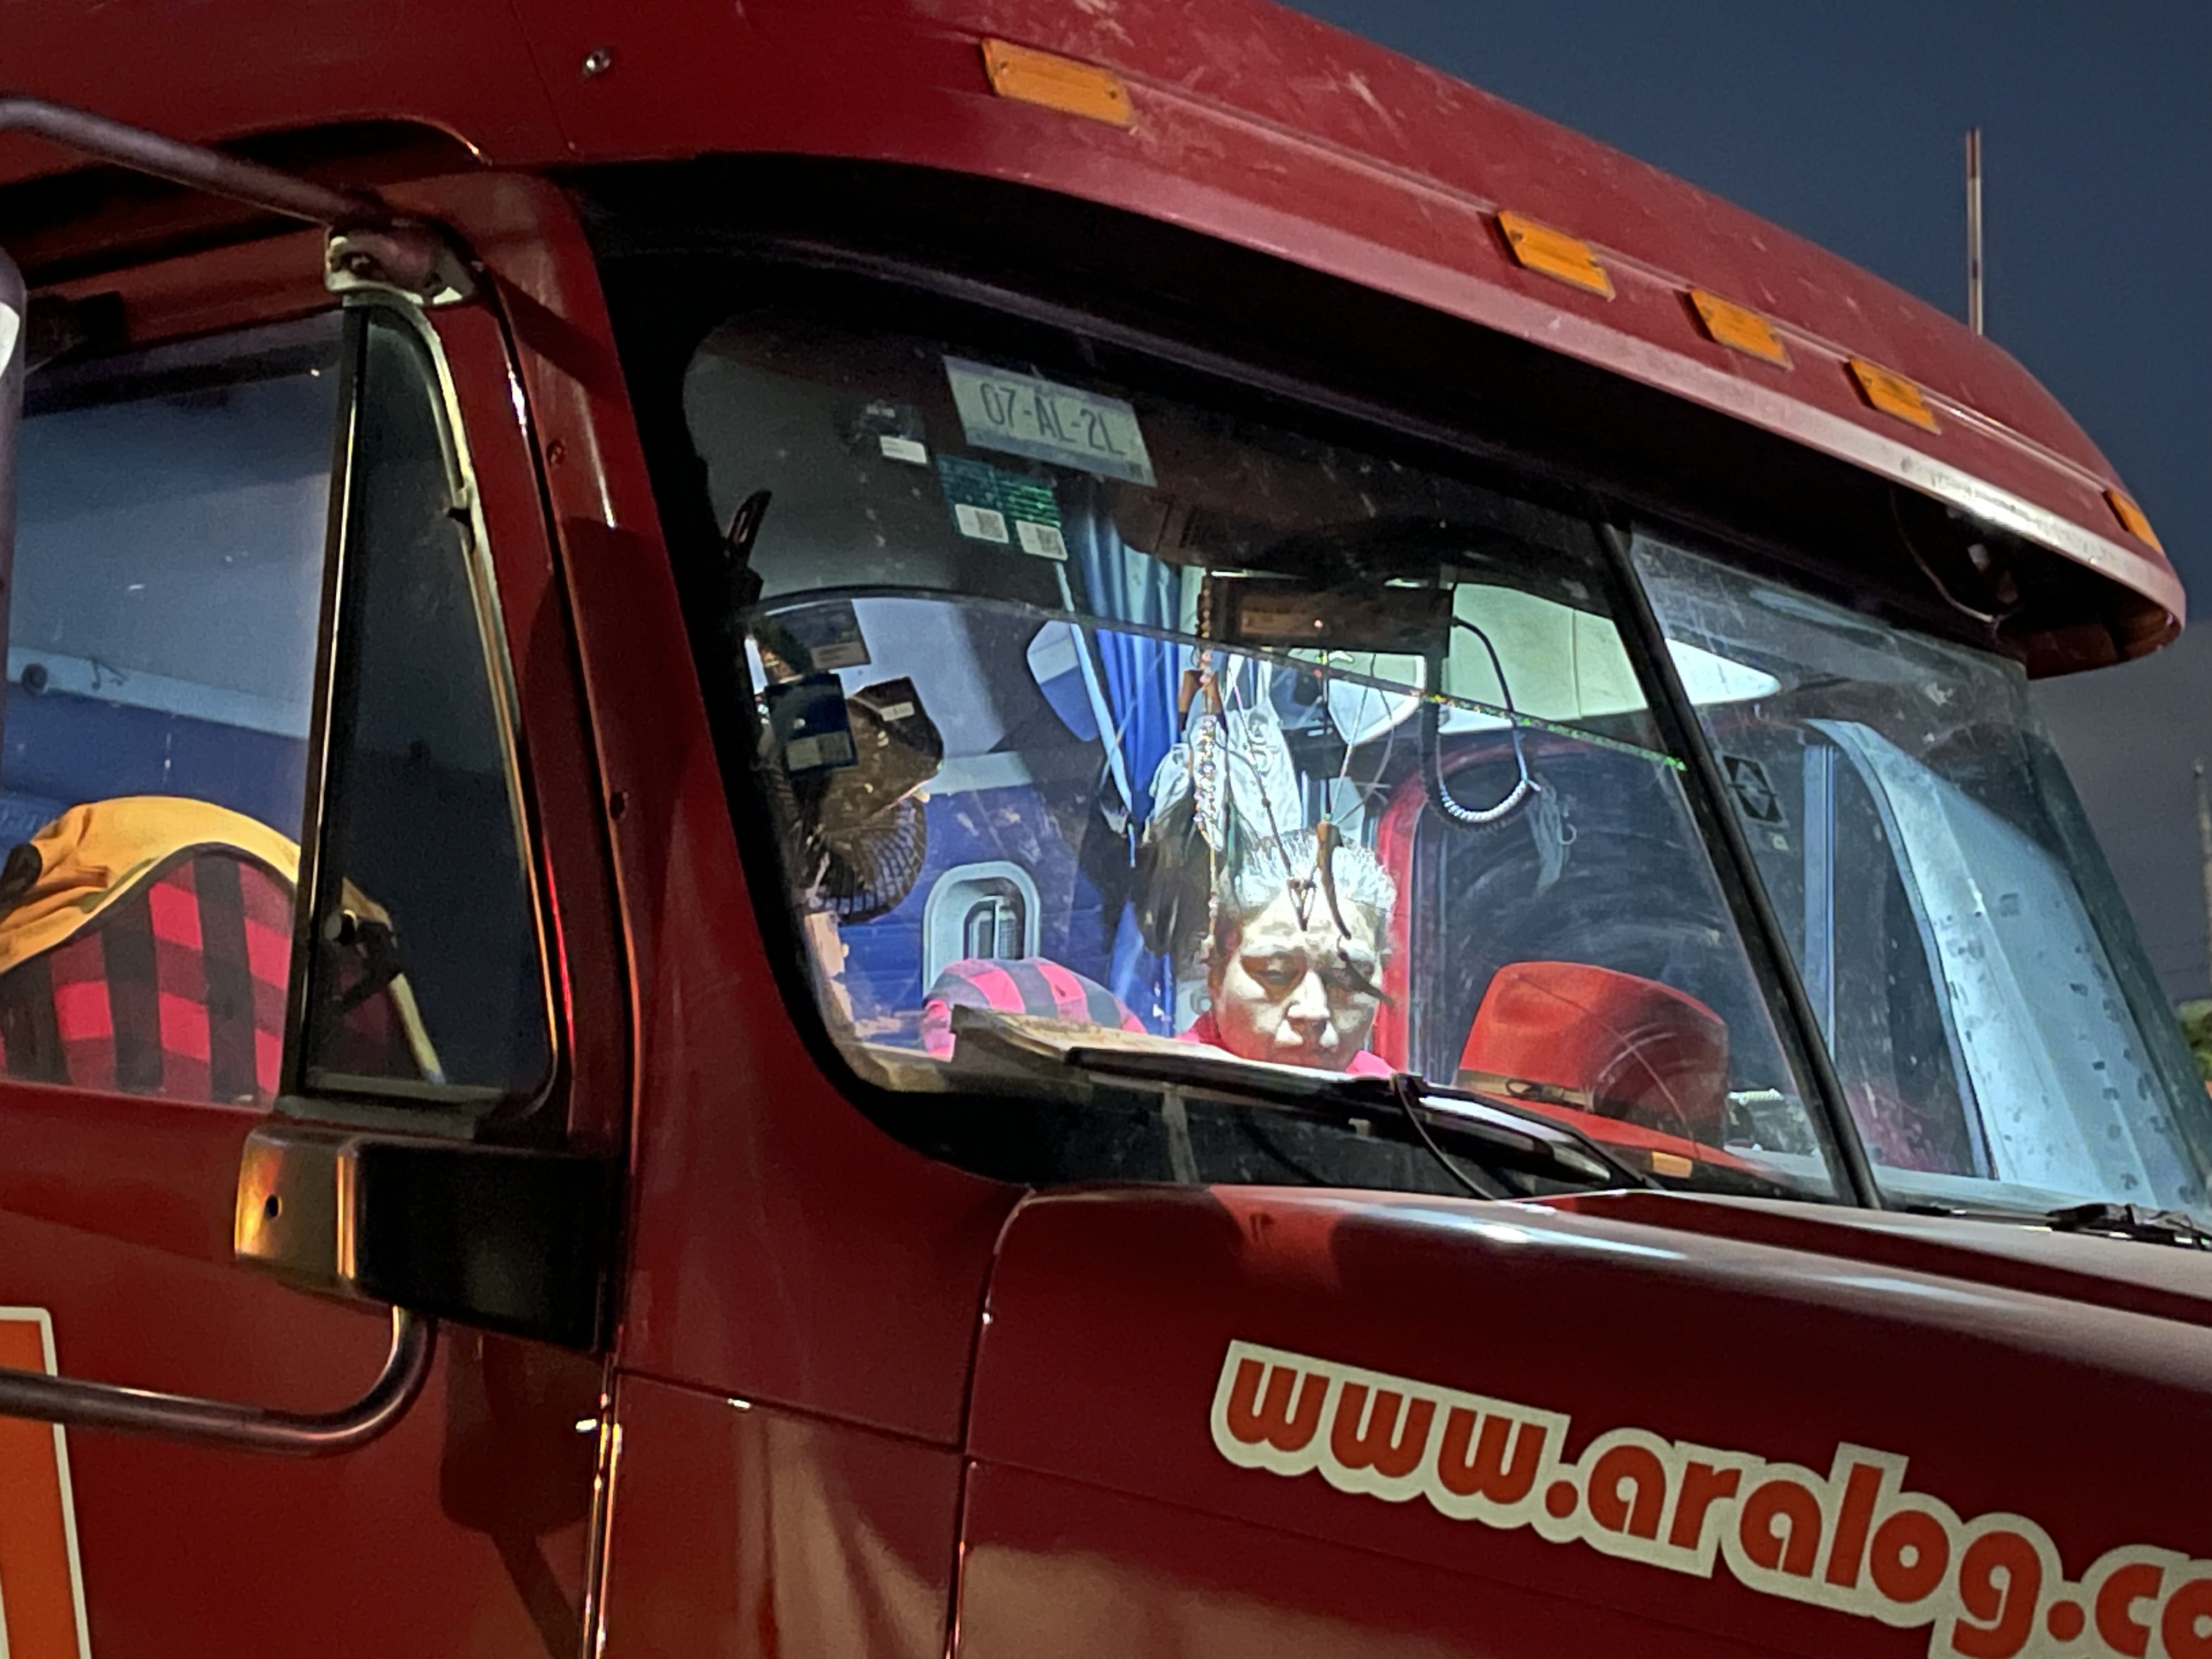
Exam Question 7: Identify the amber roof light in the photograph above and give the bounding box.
[1496,211,1614,298]
[981,40,1134,128]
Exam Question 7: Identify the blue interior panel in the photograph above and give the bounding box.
[0,686,308,846]
[842,776,1113,1045]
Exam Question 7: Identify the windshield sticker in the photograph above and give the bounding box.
[843,398,930,470]
[939,455,1069,560]
[944,357,1156,486]
[953,503,1011,545]
[1212,1339,2200,1659]
[765,676,857,774]
[759,600,871,675]
[1721,754,1787,827]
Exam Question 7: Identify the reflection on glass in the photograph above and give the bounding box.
[680,301,1839,1201]
[0,318,340,1109]
[1634,533,2212,1218]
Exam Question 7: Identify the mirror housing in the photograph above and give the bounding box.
[235,1122,614,1351]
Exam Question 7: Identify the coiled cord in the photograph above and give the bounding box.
[1422,616,1538,828]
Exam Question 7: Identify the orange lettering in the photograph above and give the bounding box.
[2096,1562,2163,1659]
[1223,1357,1327,1453]
[0,1314,87,1659]
[1824,1461,1883,1588]
[1950,1530,2041,1658]
[1668,1460,1742,1550]
[1587,1443,1666,1540]
[2161,1577,2212,1659]
[1435,1407,1545,1504]
[1871,1508,1952,1605]
[1740,1477,1823,1577]
[1329,1384,1435,1479]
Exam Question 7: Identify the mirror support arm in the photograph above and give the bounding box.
[0,98,472,302]
[0,95,382,227]
[0,1307,435,1455]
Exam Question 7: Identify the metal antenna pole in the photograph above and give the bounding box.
[1965,127,1985,335]
[2196,760,2212,995]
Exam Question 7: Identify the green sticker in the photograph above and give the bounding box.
[938,455,1068,560]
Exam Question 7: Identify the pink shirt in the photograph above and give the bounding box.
[1178,1012,1395,1076]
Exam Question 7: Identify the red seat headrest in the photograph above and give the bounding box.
[1458,961,1730,1144]
[920,957,1145,1058]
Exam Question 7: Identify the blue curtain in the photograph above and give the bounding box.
[1063,483,1186,1030]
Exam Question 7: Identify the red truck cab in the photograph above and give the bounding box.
[0,5,2207,1657]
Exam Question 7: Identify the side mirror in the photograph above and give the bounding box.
[235,1122,613,1351]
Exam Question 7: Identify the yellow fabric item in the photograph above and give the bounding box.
[0,795,438,1083]
[0,795,300,980]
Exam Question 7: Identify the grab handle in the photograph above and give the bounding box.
[0,1306,434,1455]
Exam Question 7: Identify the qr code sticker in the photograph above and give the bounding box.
[1016,520,1069,560]
[954,503,1011,543]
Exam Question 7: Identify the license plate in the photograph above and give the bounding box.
[944,356,1156,486]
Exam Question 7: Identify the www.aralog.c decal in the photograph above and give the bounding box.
[1210,1340,2210,1659]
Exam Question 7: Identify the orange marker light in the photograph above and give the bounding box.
[1847,358,1939,433]
[2105,489,2163,551]
[1496,212,1614,298]
[1689,290,1790,367]
[981,39,1133,128]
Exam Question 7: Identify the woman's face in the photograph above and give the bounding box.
[1207,888,1385,1070]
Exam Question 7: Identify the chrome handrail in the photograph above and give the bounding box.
[0,1306,436,1455]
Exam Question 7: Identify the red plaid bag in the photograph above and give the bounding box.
[0,797,427,1107]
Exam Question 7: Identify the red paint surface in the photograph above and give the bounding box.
[0,1086,600,1656]
[0,0,2180,629]
[597,1374,961,1657]
[959,1458,1804,1658]
[967,1186,2212,1655]
[0,3,2206,1654]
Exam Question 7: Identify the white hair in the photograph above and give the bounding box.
[1215,830,1397,945]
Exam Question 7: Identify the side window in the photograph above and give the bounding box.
[294,309,551,1108]
[1,319,338,1105]
[0,306,551,1115]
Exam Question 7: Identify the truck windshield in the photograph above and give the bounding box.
[678,300,1842,1200]
[659,286,2212,1220]
[1634,537,2212,1220]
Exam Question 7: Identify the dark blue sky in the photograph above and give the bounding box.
[1282,0,2212,995]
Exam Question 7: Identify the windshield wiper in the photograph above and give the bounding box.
[1383,1070,1652,1197]
[1104,1049,1648,1195]
[940,1008,1650,1195]
[2042,1202,2212,1250]
[1902,1199,2212,1250]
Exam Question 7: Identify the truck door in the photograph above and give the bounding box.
[0,247,617,1656]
